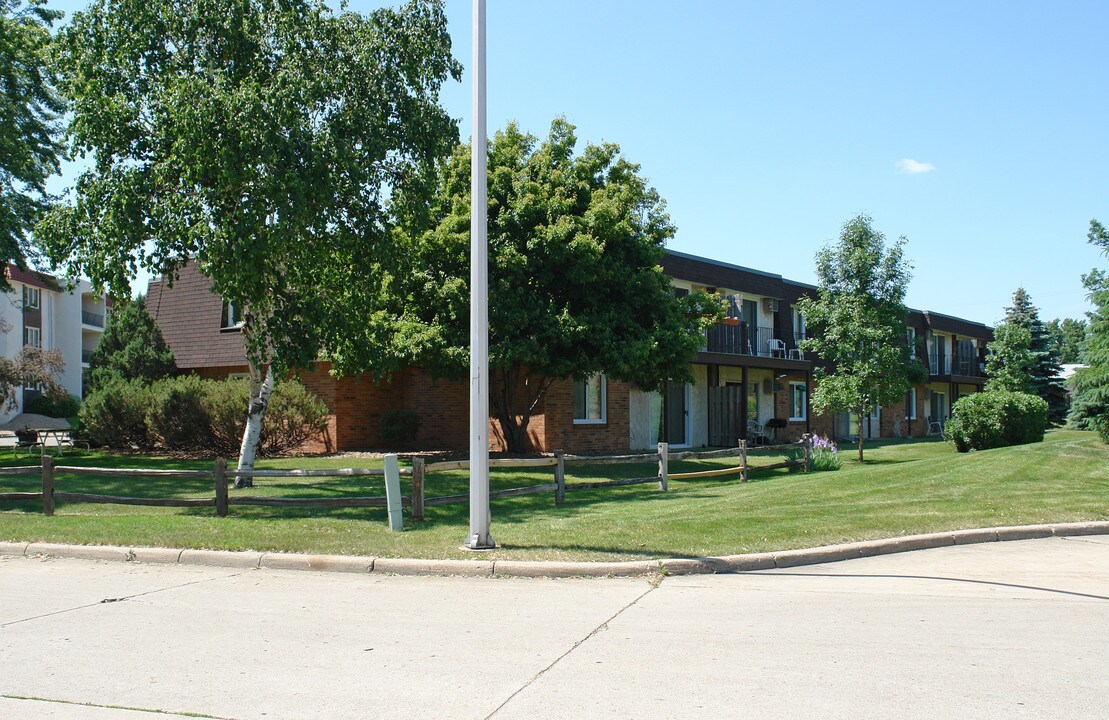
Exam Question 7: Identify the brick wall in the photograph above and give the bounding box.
[541,377,631,454]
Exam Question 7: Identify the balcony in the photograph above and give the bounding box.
[704,322,807,360]
[82,310,105,328]
[81,349,95,364]
[928,350,982,377]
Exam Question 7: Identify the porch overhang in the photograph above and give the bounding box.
[695,351,811,372]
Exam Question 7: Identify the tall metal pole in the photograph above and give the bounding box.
[465,0,494,549]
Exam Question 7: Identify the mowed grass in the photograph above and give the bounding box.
[0,430,1105,561]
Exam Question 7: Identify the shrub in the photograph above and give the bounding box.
[808,434,841,471]
[944,391,1049,452]
[79,379,154,449]
[259,380,329,455]
[379,409,420,447]
[203,378,251,457]
[201,377,328,457]
[26,392,81,419]
[147,375,212,450]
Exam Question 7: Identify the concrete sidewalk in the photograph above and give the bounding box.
[1,536,1107,719]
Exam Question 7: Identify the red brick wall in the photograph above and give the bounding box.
[541,377,631,454]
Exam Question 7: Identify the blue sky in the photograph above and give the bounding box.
[46,0,1109,325]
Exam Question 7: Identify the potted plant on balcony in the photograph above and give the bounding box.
[722,316,740,326]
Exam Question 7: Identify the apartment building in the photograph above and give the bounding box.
[1,266,108,422]
[148,253,992,454]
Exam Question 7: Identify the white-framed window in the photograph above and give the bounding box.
[221,300,245,329]
[906,326,916,359]
[22,286,40,309]
[789,381,807,421]
[23,326,41,349]
[905,389,917,420]
[573,374,606,424]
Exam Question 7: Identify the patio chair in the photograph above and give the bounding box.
[747,419,770,445]
[767,338,786,358]
[926,417,943,436]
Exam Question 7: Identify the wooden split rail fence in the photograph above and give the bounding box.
[0,435,814,526]
[406,435,813,521]
[0,455,413,530]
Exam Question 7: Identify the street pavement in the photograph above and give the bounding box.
[1,536,1106,719]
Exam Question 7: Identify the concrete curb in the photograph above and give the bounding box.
[2,521,1106,578]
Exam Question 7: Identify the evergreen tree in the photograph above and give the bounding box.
[1067,221,1109,441]
[999,288,1067,423]
[87,295,175,391]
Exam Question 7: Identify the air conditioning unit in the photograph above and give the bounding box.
[762,298,780,313]
[762,379,774,394]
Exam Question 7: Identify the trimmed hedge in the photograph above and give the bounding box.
[944,391,1049,452]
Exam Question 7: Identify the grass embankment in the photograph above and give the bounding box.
[0,430,1105,561]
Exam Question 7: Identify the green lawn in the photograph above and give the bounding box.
[0,430,1106,561]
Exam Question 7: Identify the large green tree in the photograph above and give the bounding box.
[0,0,64,285]
[996,288,1066,422]
[1067,220,1109,441]
[36,0,460,483]
[87,295,175,392]
[797,214,925,462]
[1045,317,1087,365]
[403,119,722,452]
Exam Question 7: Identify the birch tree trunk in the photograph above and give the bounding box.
[235,361,276,488]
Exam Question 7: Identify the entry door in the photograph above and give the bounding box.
[665,382,690,446]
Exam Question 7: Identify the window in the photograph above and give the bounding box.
[221,300,245,329]
[789,381,807,421]
[906,327,916,359]
[792,306,806,340]
[22,286,40,309]
[573,374,606,424]
[905,389,917,420]
[23,326,41,349]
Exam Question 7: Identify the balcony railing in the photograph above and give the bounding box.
[82,350,95,364]
[928,350,982,377]
[704,322,807,360]
[82,310,105,328]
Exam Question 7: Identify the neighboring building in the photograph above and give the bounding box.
[148,253,993,454]
[0,266,109,422]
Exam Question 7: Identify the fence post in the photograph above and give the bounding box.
[554,450,565,505]
[802,434,812,473]
[41,454,54,516]
[657,442,669,491]
[214,458,228,517]
[383,454,404,532]
[411,457,425,521]
[739,439,748,482]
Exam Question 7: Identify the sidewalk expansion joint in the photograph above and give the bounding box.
[0,569,251,629]
[483,581,659,719]
[0,694,240,719]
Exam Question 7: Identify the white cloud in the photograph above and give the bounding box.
[897,158,936,174]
